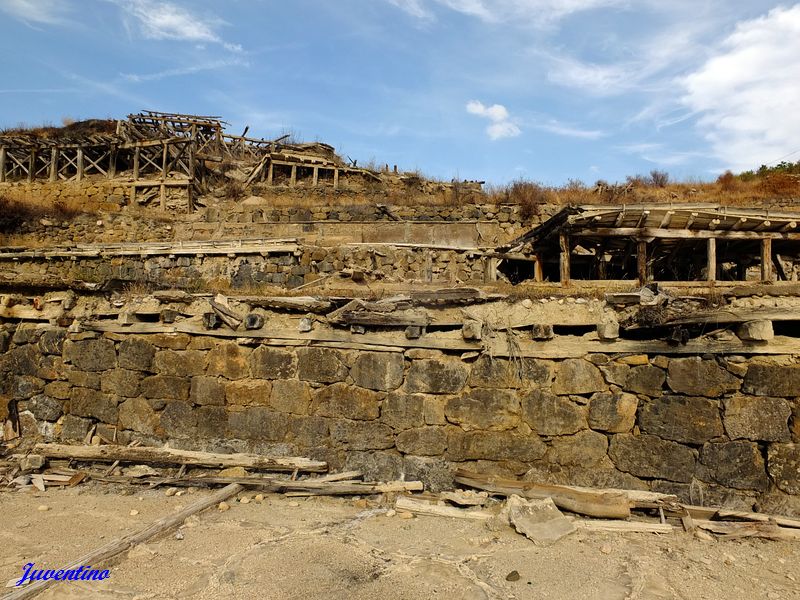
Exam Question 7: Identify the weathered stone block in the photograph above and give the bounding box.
[141,375,189,401]
[423,395,447,425]
[743,364,800,397]
[13,375,45,400]
[588,391,638,433]
[197,406,228,438]
[28,394,63,422]
[403,456,454,493]
[405,359,467,394]
[599,363,630,387]
[149,333,191,350]
[445,389,520,431]
[70,387,118,423]
[609,434,696,482]
[467,356,517,388]
[736,320,774,342]
[64,339,116,372]
[396,427,447,456]
[768,443,800,494]
[44,381,71,400]
[249,346,296,379]
[381,393,425,429]
[153,350,206,376]
[117,338,155,372]
[330,420,394,450]
[667,358,740,397]
[551,359,605,395]
[545,430,608,466]
[313,383,382,420]
[723,396,791,442]
[38,329,66,355]
[624,365,665,397]
[446,430,546,462]
[60,415,93,441]
[189,376,225,406]
[287,415,329,446]
[118,397,159,435]
[639,396,724,444]
[522,390,587,435]
[226,379,272,407]
[228,407,288,441]
[160,401,197,437]
[7,345,39,376]
[297,348,349,383]
[67,370,100,390]
[700,441,768,490]
[270,379,312,415]
[206,342,251,380]
[100,369,140,398]
[351,352,404,391]
[344,451,404,482]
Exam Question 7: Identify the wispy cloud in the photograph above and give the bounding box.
[681,4,800,171]
[112,0,241,51]
[534,120,604,140]
[617,142,709,166]
[120,58,249,83]
[466,100,521,140]
[1,0,71,26]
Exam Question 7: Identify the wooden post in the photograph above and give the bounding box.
[0,146,6,183]
[559,232,570,285]
[483,257,498,283]
[160,183,167,210]
[28,149,35,182]
[312,166,319,186]
[637,240,647,284]
[290,165,297,186]
[761,238,772,281]
[707,238,716,282]
[161,142,168,178]
[533,254,543,282]
[77,147,84,181]
[333,168,339,190]
[266,162,274,185]
[49,147,58,182]
[108,145,117,179]
[133,146,140,179]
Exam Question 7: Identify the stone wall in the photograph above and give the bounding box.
[0,245,494,289]
[2,322,799,510]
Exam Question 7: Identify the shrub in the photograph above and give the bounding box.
[507,179,549,220]
[717,170,737,192]
[648,169,669,188]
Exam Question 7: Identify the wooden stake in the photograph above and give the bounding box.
[761,238,772,281]
[333,167,339,189]
[312,166,319,186]
[76,147,84,181]
[290,164,297,186]
[637,240,647,284]
[3,484,243,600]
[707,237,716,282]
[533,254,543,282]
[49,147,58,182]
[559,232,570,285]
[133,146,140,179]
[0,146,6,183]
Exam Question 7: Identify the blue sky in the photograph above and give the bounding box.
[2,0,799,185]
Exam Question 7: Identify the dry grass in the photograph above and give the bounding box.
[0,195,86,233]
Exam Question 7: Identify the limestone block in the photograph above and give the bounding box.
[666,357,740,397]
[67,370,100,390]
[13,375,45,400]
[249,346,296,379]
[117,338,155,372]
[141,375,189,401]
[100,369,140,398]
[38,329,66,355]
[153,350,206,377]
[381,393,426,430]
[445,430,546,462]
[699,441,768,491]
[226,379,272,407]
[624,365,665,397]
[351,352,404,391]
[297,348,349,383]
[396,427,447,456]
[228,407,288,441]
[28,394,63,422]
[531,324,554,340]
[545,430,608,466]
[596,321,619,341]
[270,380,312,415]
[160,401,197,437]
[445,389,520,431]
[743,364,800,397]
[736,320,774,342]
[462,320,482,341]
[69,387,118,423]
[64,339,116,372]
[189,376,225,406]
[639,396,724,444]
[767,443,800,494]
[148,333,191,350]
[44,381,71,400]
[599,363,630,387]
[522,390,587,435]
[313,383,382,420]
[552,359,605,395]
[405,359,468,394]
[723,395,791,442]
[118,397,159,435]
[206,342,251,380]
[196,406,228,438]
[588,391,638,433]
[330,420,395,450]
[609,434,696,483]
[60,415,93,441]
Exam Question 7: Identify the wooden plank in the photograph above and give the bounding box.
[707,238,716,282]
[681,505,800,530]
[559,232,570,285]
[455,469,631,519]
[395,496,494,520]
[76,147,83,181]
[570,519,674,534]
[144,476,421,495]
[761,238,772,281]
[0,146,6,182]
[694,519,800,540]
[33,444,326,473]
[3,484,243,600]
[49,147,58,182]
[576,227,800,241]
[637,240,647,284]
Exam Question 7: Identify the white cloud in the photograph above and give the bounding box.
[1,0,70,25]
[536,120,604,139]
[387,0,433,19]
[387,0,622,25]
[120,58,248,83]
[466,100,520,139]
[113,0,241,51]
[681,5,800,171]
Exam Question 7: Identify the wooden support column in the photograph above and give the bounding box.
[290,165,297,186]
[559,232,570,285]
[533,254,543,282]
[160,184,167,210]
[28,149,35,183]
[0,146,6,183]
[133,147,140,179]
[108,145,117,179]
[761,238,772,281]
[77,147,84,181]
[333,168,339,190]
[483,257,498,283]
[312,166,319,186]
[266,162,274,185]
[707,238,716,282]
[161,142,168,178]
[637,240,648,284]
[49,147,58,182]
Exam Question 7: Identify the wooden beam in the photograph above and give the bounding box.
[707,237,716,282]
[576,228,800,241]
[312,166,319,186]
[559,232,570,285]
[76,147,84,181]
[108,145,117,179]
[533,254,544,282]
[49,147,58,182]
[290,164,297,186]
[637,240,647,284]
[132,146,140,179]
[3,483,244,600]
[761,238,772,281]
[266,161,274,185]
[27,149,35,183]
[0,146,5,182]
[33,443,327,472]
[333,167,339,189]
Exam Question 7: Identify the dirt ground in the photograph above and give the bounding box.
[1,483,799,600]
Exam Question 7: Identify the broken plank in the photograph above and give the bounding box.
[681,505,800,530]
[33,444,326,473]
[395,496,494,520]
[694,519,800,541]
[4,483,243,600]
[570,519,675,534]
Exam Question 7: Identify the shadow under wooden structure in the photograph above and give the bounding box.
[502,204,800,285]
